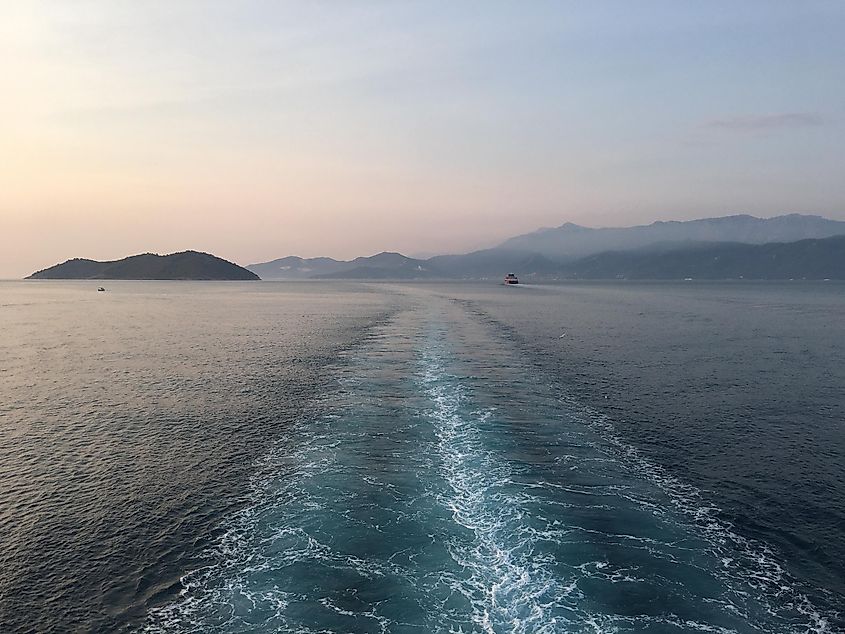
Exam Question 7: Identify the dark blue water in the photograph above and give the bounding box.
[440,281,845,623]
[1,281,842,632]
[0,281,398,632]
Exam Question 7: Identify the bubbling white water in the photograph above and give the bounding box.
[419,346,574,633]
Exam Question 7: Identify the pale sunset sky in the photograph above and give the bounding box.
[2,1,844,277]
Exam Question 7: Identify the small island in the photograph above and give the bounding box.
[27,251,260,281]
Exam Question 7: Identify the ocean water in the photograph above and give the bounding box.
[1,281,842,632]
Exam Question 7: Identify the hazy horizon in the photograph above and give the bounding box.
[16,211,845,276]
[3,2,844,277]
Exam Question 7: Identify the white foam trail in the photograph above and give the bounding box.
[419,344,573,633]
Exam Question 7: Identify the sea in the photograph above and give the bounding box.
[1,280,842,633]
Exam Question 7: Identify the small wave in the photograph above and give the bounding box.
[557,395,837,633]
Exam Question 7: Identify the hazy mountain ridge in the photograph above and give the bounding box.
[499,214,845,260]
[248,214,845,280]
[249,252,439,280]
[426,249,563,279]
[559,236,845,280]
[28,251,260,280]
[245,256,346,279]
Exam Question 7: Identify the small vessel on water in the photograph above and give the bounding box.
[503,273,519,285]
[97,287,106,292]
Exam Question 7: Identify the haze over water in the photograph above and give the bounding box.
[2,281,842,632]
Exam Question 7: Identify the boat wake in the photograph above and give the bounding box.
[143,304,836,633]
[419,344,572,632]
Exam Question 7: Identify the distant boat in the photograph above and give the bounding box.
[97,287,106,292]
[503,273,519,285]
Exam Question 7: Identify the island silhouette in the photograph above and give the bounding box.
[27,251,259,281]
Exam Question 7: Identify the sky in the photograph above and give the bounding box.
[1,1,844,277]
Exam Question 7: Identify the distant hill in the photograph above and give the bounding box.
[499,214,845,260]
[246,255,346,280]
[427,249,563,279]
[558,236,845,280]
[28,251,259,280]
[249,252,439,280]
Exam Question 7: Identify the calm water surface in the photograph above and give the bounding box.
[1,281,842,632]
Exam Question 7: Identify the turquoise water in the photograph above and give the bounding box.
[145,294,834,632]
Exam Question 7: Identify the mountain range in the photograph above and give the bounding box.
[559,236,845,280]
[247,252,440,280]
[249,214,845,280]
[498,213,845,259]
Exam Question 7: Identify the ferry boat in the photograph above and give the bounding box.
[503,273,519,285]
